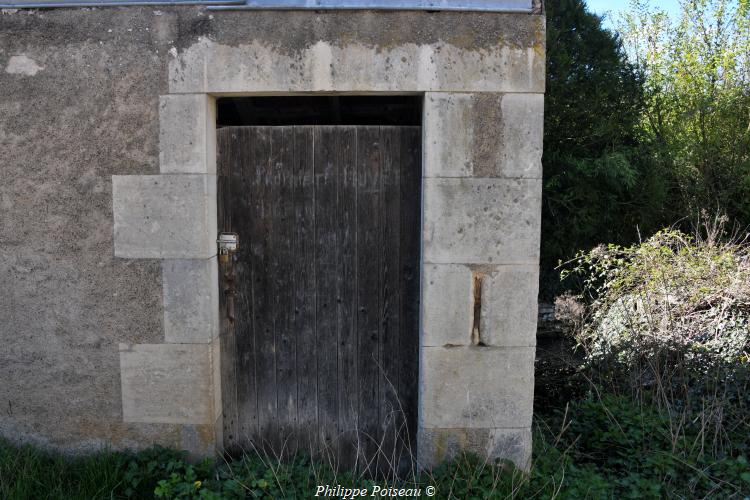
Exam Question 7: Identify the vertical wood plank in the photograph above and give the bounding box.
[336,126,359,469]
[251,127,279,453]
[356,126,383,475]
[292,126,318,457]
[217,128,240,453]
[314,126,340,462]
[379,126,403,476]
[274,127,298,458]
[231,127,261,449]
[398,126,422,470]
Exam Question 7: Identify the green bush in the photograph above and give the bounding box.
[563,221,750,454]
[547,219,750,498]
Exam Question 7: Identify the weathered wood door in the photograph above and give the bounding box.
[217,125,421,473]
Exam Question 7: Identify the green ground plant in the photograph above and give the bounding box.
[2,394,749,498]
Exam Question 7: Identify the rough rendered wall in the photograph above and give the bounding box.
[0,6,544,460]
[0,6,224,453]
[0,8,167,452]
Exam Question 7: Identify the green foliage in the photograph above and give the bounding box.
[620,0,750,224]
[542,0,671,297]
[122,446,205,498]
[2,392,750,499]
[543,0,750,298]
[0,442,209,500]
[561,220,750,461]
[565,224,750,373]
[551,394,750,498]
[0,440,134,500]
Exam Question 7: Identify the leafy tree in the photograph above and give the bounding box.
[541,0,671,296]
[619,0,750,229]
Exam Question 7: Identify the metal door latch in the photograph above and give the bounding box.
[217,232,239,264]
[217,232,239,322]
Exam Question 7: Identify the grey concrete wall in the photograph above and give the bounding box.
[0,6,544,464]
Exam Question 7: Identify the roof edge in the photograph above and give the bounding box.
[2,0,535,12]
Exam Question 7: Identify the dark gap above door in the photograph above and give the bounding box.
[217,95,422,127]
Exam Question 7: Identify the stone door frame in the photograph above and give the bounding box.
[111,36,543,469]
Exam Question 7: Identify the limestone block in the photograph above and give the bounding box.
[159,94,216,174]
[423,178,542,265]
[418,427,532,471]
[119,343,214,424]
[168,38,545,94]
[420,346,534,429]
[162,258,219,343]
[498,94,544,178]
[424,93,543,179]
[113,174,217,259]
[423,93,474,178]
[480,265,539,347]
[422,264,473,346]
[421,264,539,347]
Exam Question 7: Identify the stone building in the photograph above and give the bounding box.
[0,0,544,472]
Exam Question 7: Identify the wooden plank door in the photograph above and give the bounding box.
[217,125,421,475]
